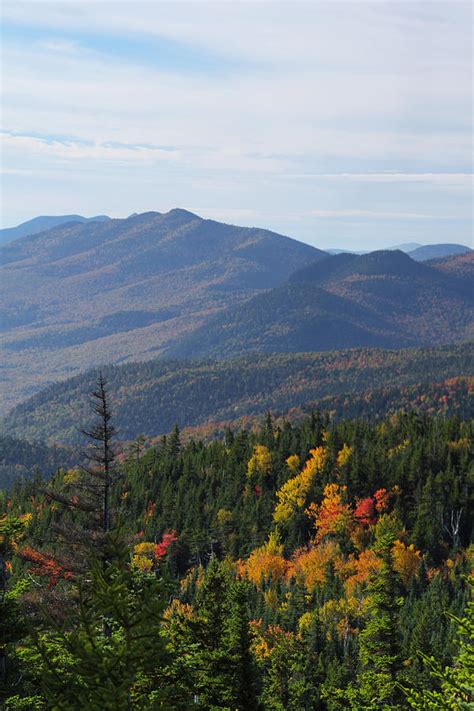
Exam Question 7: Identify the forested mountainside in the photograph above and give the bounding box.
[167,250,474,359]
[1,376,472,491]
[0,436,77,490]
[3,343,473,445]
[0,214,110,246]
[429,250,474,282]
[2,409,472,708]
[1,209,324,410]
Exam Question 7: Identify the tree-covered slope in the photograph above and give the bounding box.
[1,209,325,410]
[2,411,472,708]
[167,250,474,359]
[0,435,77,489]
[2,343,473,444]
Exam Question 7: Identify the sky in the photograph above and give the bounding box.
[1,1,472,250]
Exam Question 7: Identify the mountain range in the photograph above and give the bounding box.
[407,243,472,262]
[167,250,474,360]
[1,209,473,413]
[0,209,324,410]
[326,242,471,259]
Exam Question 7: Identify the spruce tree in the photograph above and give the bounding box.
[224,580,260,710]
[32,536,174,710]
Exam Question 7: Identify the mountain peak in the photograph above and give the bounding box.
[166,208,201,220]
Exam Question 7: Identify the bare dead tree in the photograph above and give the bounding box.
[441,508,463,549]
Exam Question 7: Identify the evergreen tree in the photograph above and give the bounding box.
[403,577,474,709]
[224,580,260,710]
[29,536,174,710]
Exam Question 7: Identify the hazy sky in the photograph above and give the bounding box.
[1,1,472,249]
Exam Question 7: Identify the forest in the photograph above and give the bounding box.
[1,376,472,709]
[3,342,473,445]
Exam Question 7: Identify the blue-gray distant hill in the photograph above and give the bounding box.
[0,214,110,246]
[0,209,325,410]
[407,243,472,262]
[167,250,474,360]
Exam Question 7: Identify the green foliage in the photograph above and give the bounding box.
[1,411,473,709]
[30,538,173,710]
[3,343,473,445]
[403,578,474,709]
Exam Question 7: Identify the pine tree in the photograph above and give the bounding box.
[32,535,174,710]
[35,372,120,575]
[403,577,474,709]
[224,580,260,710]
[190,558,234,707]
[355,531,404,709]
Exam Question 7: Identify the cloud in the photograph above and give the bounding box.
[1,1,472,246]
[305,209,445,220]
[1,131,182,164]
[283,173,473,186]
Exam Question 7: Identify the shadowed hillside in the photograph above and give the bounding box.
[167,250,474,359]
[0,209,325,410]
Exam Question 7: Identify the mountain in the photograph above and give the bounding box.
[0,214,110,245]
[0,209,325,411]
[167,250,474,360]
[430,251,474,282]
[2,343,472,445]
[326,248,364,255]
[0,435,77,489]
[407,243,472,261]
[389,241,423,252]
[325,243,471,259]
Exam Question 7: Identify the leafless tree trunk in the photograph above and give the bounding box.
[441,508,463,549]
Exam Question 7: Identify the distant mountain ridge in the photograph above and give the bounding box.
[167,249,474,360]
[0,214,110,246]
[407,243,472,262]
[325,242,471,260]
[2,343,472,444]
[0,209,325,410]
[2,208,473,412]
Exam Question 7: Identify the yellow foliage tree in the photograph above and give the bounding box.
[319,596,369,644]
[247,444,272,478]
[131,541,156,572]
[273,447,326,525]
[392,539,422,585]
[336,444,353,469]
[243,530,287,588]
[286,454,301,474]
[216,508,233,527]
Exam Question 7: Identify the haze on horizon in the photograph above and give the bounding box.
[1,1,472,251]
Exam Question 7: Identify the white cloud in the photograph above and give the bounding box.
[305,209,444,219]
[1,1,472,245]
[283,173,473,186]
[1,132,182,164]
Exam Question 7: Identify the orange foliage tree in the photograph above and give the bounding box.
[306,483,353,542]
[242,531,287,588]
[288,540,340,592]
